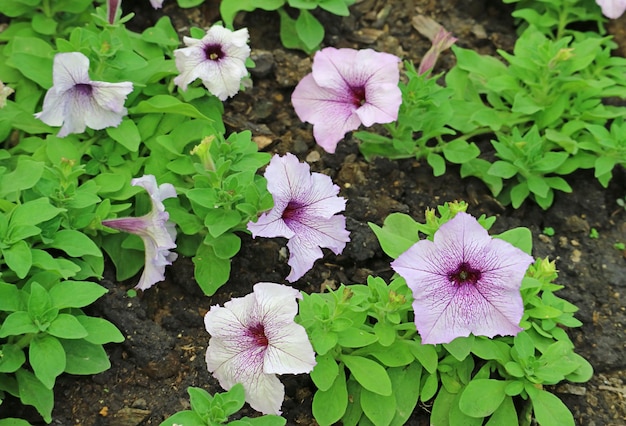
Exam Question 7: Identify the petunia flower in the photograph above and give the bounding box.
[102,175,178,291]
[173,25,251,100]
[247,153,350,282]
[417,26,457,75]
[149,0,164,9]
[35,52,133,138]
[595,0,626,18]
[291,47,402,153]
[391,211,534,345]
[0,81,14,109]
[204,282,316,415]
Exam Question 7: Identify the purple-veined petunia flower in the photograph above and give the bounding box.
[391,211,534,345]
[596,0,626,18]
[417,26,457,76]
[102,175,178,291]
[204,282,316,415]
[291,47,402,153]
[247,153,350,282]
[173,25,250,100]
[35,52,133,138]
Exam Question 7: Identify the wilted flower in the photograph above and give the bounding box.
[204,282,316,415]
[418,27,457,75]
[150,0,164,8]
[174,25,250,100]
[247,153,350,282]
[102,175,178,291]
[391,211,534,345]
[0,81,14,109]
[291,47,402,153]
[35,52,133,138]
[107,0,120,24]
[596,0,626,18]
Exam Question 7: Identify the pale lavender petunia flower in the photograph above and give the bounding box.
[247,153,350,282]
[102,175,178,291]
[391,212,534,345]
[149,0,164,9]
[35,52,133,138]
[173,25,250,100]
[291,47,402,153]
[596,0,626,18]
[204,282,316,415]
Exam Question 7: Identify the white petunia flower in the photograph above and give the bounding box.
[35,52,133,137]
[173,25,250,100]
[204,282,316,415]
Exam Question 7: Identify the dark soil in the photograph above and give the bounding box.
[3,0,625,425]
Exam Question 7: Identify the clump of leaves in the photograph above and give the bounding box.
[299,202,592,426]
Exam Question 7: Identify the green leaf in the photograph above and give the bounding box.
[47,313,89,339]
[28,282,52,321]
[0,343,26,373]
[7,37,53,88]
[193,243,230,296]
[443,335,474,362]
[205,209,242,238]
[442,139,480,163]
[0,282,20,312]
[485,395,518,425]
[3,240,32,279]
[49,280,108,309]
[427,152,446,176]
[342,355,392,396]
[312,367,348,426]
[0,311,38,337]
[488,161,518,179]
[458,379,507,417]
[526,384,574,426]
[106,118,142,152]
[495,227,533,254]
[408,340,438,374]
[159,410,204,426]
[295,10,324,51]
[60,339,111,375]
[30,334,66,389]
[76,316,124,345]
[0,418,33,426]
[131,95,214,122]
[361,387,396,426]
[46,230,102,257]
[207,232,241,259]
[311,352,339,391]
[389,363,422,426]
[9,197,63,226]
[369,213,420,259]
[336,328,378,348]
[15,369,53,423]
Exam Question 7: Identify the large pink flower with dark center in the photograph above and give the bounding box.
[291,47,402,153]
[204,282,316,415]
[173,25,250,100]
[247,153,350,282]
[102,175,177,291]
[35,52,133,138]
[391,212,534,344]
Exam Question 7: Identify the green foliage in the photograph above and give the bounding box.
[159,384,286,426]
[0,278,123,422]
[300,201,592,426]
[220,0,355,53]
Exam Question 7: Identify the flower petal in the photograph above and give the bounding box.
[291,74,361,153]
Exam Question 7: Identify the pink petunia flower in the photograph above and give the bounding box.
[173,25,250,100]
[291,47,402,153]
[247,153,350,282]
[204,282,316,415]
[596,0,626,18]
[102,175,178,291]
[35,52,133,138]
[391,211,534,345]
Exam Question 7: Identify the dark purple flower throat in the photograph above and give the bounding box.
[248,323,268,347]
[204,43,224,61]
[448,262,482,286]
[350,85,366,107]
[74,83,93,96]
[282,201,304,221]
